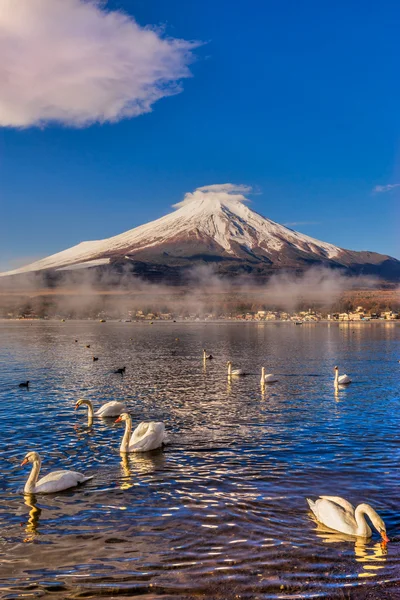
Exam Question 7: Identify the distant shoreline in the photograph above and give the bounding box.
[0,286,398,320]
[0,318,398,325]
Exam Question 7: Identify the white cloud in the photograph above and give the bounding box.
[173,184,252,209]
[197,184,252,194]
[373,183,400,193]
[0,0,199,128]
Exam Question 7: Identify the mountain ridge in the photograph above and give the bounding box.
[1,184,399,282]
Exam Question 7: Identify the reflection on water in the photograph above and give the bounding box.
[313,522,388,579]
[23,494,41,543]
[119,451,166,488]
[355,539,388,578]
[0,320,399,598]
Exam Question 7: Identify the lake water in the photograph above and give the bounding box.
[0,320,399,599]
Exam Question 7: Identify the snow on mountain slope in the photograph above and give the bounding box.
[0,184,344,277]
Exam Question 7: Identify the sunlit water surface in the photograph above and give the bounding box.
[0,321,399,599]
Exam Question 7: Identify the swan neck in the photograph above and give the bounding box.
[24,457,41,494]
[261,367,265,382]
[228,363,232,376]
[120,416,132,452]
[354,504,374,537]
[334,370,339,386]
[83,399,94,417]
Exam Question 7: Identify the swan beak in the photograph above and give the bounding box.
[20,458,28,466]
[115,416,122,423]
[381,531,389,543]
[74,404,79,410]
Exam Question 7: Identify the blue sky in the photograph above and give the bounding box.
[1,0,399,271]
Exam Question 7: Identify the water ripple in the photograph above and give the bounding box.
[0,321,399,599]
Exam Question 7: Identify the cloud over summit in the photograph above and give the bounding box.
[173,184,253,209]
[0,0,198,128]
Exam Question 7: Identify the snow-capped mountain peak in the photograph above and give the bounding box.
[1,184,398,280]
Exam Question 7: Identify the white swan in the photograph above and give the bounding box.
[21,451,93,494]
[116,413,166,452]
[261,367,278,383]
[307,496,389,542]
[75,398,127,418]
[334,366,352,386]
[227,361,246,377]
[203,349,213,360]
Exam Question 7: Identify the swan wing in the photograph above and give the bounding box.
[35,470,93,493]
[129,421,166,452]
[264,374,277,382]
[338,375,351,384]
[307,496,357,535]
[232,369,244,376]
[130,421,152,441]
[319,496,355,513]
[96,401,127,417]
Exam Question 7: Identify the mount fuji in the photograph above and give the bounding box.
[1,184,399,282]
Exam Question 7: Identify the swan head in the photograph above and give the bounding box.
[21,451,40,466]
[227,361,232,366]
[373,515,389,543]
[334,366,339,372]
[381,530,390,543]
[75,398,86,410]
[115,412,130,423]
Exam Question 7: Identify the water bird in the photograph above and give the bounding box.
[21,451,93,494]
[260,367,278,383]
[75,339,78,343]
[92,356,99,361]
[227,361,246,377]
[19,381,30,388]
[203,349,213,360]
[307,496,389,542]
[115,413,166,452]
[75,398,127,418]
[334,365,352,386]
[86,344,91,348]
[114,367,126,375]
